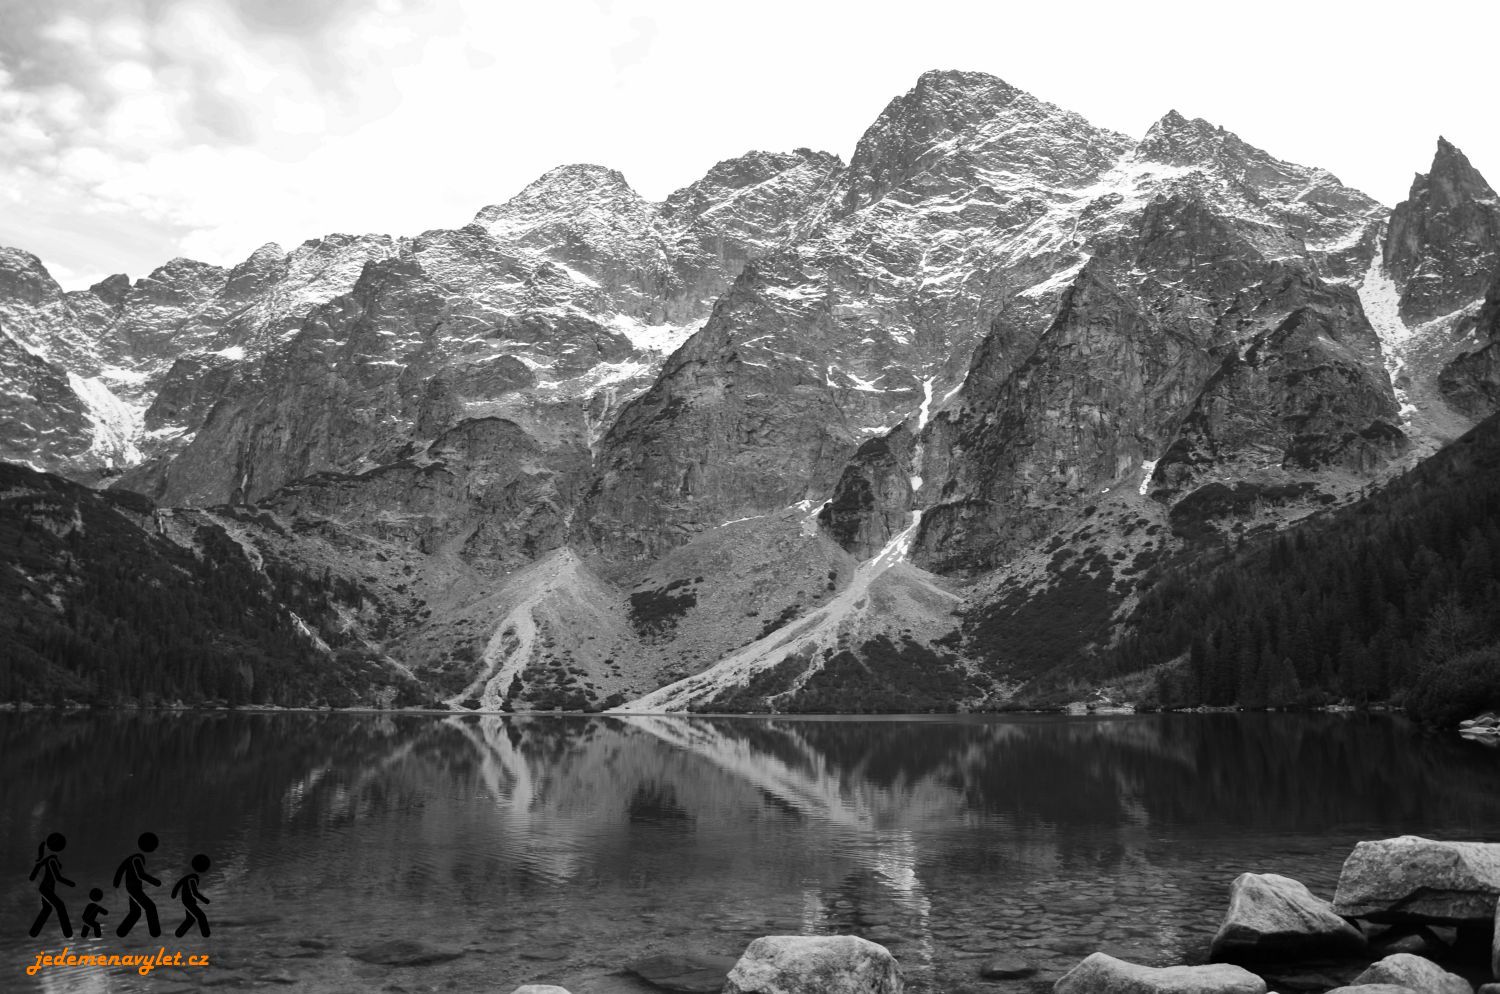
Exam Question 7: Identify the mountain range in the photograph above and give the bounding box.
[3,69,1498,711]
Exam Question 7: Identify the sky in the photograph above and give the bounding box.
[2,0,1497,290]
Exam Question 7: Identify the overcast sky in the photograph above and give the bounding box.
[2,0,1496,289]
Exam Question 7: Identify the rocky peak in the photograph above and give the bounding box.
[1384,137,1500,322]
[1137,110,1245,167]
[87,273,132,307]
[221,242,290,302]
[840,69,1031,210]
[473,163,651,235]
[1423,137,1498,209]
[127,258,229,308]
[661,148,842,221]
[0,246,64,310]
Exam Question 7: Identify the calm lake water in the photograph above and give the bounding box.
[3,711,1499,993]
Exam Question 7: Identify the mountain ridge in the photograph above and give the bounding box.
[2,69,1497,712]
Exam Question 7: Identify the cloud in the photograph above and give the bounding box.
[0,0,1496,290]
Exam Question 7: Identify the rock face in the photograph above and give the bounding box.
[1441,267,1500,418]
[723,935,902,994]
[1053,952,1266,994]
[1334,836,1500,924]
[1210,872,1367,962]
[1350,953,1472,994]
[1384,138,1500,324]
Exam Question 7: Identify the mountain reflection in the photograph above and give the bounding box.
[5,710,1500,969]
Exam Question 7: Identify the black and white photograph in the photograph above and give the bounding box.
[3,0,1500,991]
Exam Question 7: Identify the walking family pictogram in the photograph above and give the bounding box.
[25,831,213,941]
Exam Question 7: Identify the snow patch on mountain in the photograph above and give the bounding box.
[65,372,142,465]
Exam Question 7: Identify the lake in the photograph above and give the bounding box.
[3,711,1499,993]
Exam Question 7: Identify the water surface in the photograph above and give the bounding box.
[3,711,1499,992]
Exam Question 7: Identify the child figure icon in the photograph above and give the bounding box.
[171,854,212,938]
[81,889,109,938]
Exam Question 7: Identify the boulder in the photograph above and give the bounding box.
[1334,837,1500,923]
[1493,896,1499,981]
[1479,985,1500,994]
[724,936,902,994]
[627,953,739,993]
[1351,953,1471,994]
[1210,872,1367,961]
[1053,953,1266,994]
[512,988,572,994]
[1324,987,1418,994]
[1369,923,1451,958]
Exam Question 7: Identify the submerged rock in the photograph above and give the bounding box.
[1334,837,1500,923]
[1350,953,1471,994]
[627,952,739,993]
[511,987,573,994]
[979,954,1036,979]
[1210,872,1367,961]
[1323,986,1419,994]
[349,939,464,966]
[724,935,902,994]
[1053,952,1266,993]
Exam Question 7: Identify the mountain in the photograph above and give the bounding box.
[1,70,1497,712]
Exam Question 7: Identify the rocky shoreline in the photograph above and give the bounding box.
[500,836,1500,994]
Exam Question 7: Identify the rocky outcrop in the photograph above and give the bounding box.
[723,935,902,994]
[1210,872,1367,962]
[1384,138,1500,324]
[1053,953,1266,994]
[1334,836,1500,924]
[914,198,1401,572]
[1349,953,1472,994]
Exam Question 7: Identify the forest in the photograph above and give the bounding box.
[0,463,420,707]
[1096,412,1500,725]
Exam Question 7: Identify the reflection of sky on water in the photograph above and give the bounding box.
[4,712,1500,992]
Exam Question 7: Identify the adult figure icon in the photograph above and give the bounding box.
[114,832,162,937]
[28,832,74,938]
[172,854,212,938]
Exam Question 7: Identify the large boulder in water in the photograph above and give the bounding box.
[1334,836,1500,923]
[1053,953,1266,994]
[1350,953,1471,994]
[1324,986,1419,994]
[724,936,902,994]
[1210,872,1367,961]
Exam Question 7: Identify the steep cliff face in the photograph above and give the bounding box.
[580,71,1144,561]
[821,107,1391,575]
[1440,267,1500,417]
[1384,138,1500,324]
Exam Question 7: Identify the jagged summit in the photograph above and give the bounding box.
[840,69,1042,210]
[1417,136,1498,206]
[1385,136,1500,321]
